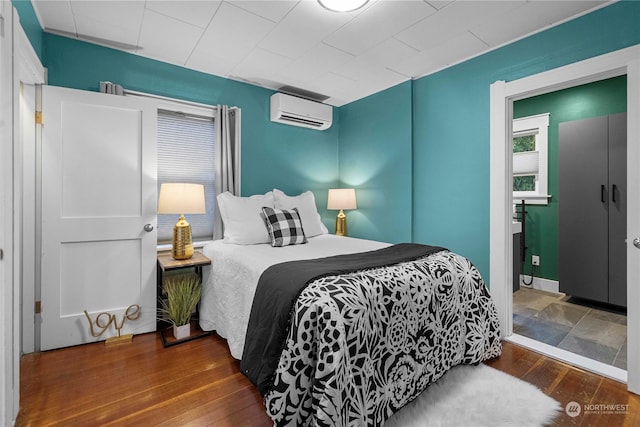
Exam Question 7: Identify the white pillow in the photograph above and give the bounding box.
[273,189,328,237]
[217,191,275,244]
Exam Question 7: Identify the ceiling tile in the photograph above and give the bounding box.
[323,0,437,56]
[186,1,276,74]
[472,1,607,47]
[185,51,239,78]
[425,1,454,10]
[396,0,524,51]
[229,0,299,23]
[307,72,357,95]
[348,67,408,94]
[332,54,400,83]
[303,70,396,106]
[70,1,146,46]
[360,38,419,70]
[229,48,293,84]
[325,71,407,106]
[144,0,222,29]
[258,1,353,59]
[191,2,275,58]
[32,1,76,34]
[138,9,203,64]
[276,43,353,84]
[391,31,489,78]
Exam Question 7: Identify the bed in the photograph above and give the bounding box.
[199,190,502,426]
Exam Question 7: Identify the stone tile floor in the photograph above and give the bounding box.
[513,287,627,370]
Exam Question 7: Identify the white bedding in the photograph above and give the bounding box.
[199,234,389,359]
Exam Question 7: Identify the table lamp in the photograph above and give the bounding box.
[158,183,206,260]
[327,188,357,236]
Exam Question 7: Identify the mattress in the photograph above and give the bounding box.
[199,234,389,359]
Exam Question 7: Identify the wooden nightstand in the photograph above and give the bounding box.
[157,252,212,347]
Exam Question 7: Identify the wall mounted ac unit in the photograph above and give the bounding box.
[270,93,332,130]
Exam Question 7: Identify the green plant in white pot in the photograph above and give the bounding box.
[159,273,201,340]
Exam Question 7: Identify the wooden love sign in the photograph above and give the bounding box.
[83,304,141,345]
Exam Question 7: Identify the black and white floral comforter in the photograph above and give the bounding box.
[246,247,502,426]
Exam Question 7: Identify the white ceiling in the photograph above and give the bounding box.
[31,0,610,106]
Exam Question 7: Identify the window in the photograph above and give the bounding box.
[157,107,215,245]
[512,113,549,205]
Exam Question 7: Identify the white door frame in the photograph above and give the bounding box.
[16,16,46,355]
[490,44,640,393]
[0,3,46,423]
[0,1,16,423]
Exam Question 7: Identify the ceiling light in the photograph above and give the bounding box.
[318,0,369,12]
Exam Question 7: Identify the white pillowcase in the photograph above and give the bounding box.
[273,189,328,237]
[217,191,275,244]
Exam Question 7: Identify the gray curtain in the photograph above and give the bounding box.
[99,81,124,95]
[214,105,241,239]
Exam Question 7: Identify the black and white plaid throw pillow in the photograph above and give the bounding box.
[262,206,308,247]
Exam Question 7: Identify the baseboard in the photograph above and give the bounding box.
[518,275,559,294]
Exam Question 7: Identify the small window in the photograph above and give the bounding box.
[513,113,549,205]
[157,108,216,245]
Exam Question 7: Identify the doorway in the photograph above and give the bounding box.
[511,77,628,371]
[489,45,640,393]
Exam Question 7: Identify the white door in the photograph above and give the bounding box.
[40,85,157,351]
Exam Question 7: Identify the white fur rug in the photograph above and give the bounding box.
[385,364,561,427]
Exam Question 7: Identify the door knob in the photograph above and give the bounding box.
[634,237,640,249]
[144,224,154,232]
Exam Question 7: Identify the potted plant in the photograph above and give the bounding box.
[159,273,202,340]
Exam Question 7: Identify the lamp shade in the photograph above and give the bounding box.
[327,188,357,210]
[158,183,206,214]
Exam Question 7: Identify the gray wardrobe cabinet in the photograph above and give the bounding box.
[558,113,626,307]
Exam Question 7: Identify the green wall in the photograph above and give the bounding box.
[513,76,627,281]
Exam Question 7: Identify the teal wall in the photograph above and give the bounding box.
[339,1,640,282]
[12,0,640,284]
[338,81,413,243]
[413,1,639,282]
[12,0,42,59]
[9,0,342,229]
[513,76,627,282]
[41,34,340,210]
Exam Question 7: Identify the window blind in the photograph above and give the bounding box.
[513,151,539,175]
[157,109,215,243]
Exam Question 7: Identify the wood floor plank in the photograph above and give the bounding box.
[16,334,639,426]
[581,376,640,427]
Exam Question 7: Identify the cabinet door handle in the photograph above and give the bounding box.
[612,184,617,203]
[601,185,606,203]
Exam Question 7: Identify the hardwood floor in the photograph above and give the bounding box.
[16,333,639,426]
[17,333,271,426]
[485,342,639,426]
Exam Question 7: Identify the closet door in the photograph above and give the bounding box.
[608,113,627,307]
[559,116,609,303]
